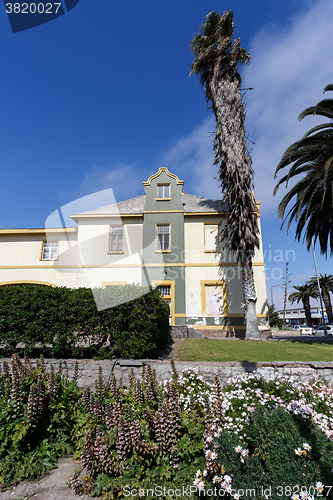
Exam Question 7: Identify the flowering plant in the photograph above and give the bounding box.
[0,354,81,485]
[196,373,333,499]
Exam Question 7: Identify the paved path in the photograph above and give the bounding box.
[0,457,89,500]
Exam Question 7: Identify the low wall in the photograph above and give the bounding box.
[171,326,272,339]
[2,358,333,388]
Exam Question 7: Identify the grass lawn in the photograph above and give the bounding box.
[176,338,333,362]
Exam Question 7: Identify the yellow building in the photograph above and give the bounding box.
[0,168,268,337]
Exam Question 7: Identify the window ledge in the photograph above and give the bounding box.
[155,250,172,253]
[107,251,124,254]
[155,198,172,201]
[204,250,221,253]
[40,259,58,261]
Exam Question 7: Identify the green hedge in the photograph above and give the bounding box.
[0,284,170,358]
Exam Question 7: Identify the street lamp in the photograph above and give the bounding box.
[271,284,284,307]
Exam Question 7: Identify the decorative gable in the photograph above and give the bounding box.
[143,167,184,212]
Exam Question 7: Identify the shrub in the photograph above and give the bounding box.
[197,373,333,499]
[0,284,170,358]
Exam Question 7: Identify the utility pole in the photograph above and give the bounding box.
[282,262,292,327]
[311,239,328,338]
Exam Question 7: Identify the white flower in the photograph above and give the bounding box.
[212,475,219,484]
[203,470,208,477]
[302,442,311,451]
[241,448,249,457]
[198,481,205,491]
[196,470,201,478]
[223,475,232,484]
[235,445,242,453]
[295,447,303,456]
[193,478,200,486]
[315,482,324,493]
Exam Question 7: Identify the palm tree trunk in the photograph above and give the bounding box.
[208,69,260,341]
[302,297,312,326]
[321,290,333,323]
[242,256,260,339]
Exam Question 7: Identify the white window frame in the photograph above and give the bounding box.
[204,223,220,252]
[109,225,124,253]
[41,240,59,261]
[156,223,171,251]
[156,183,171,200]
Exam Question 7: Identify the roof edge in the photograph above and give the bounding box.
[143,167,184,186]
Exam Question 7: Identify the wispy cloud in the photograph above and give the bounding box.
[243,0,333,213]
[157,117,220,199]
[78,163,148,203]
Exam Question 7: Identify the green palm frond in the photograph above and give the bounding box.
[306,274,333,294]
[274,85,333,255]
[288,285,319,304]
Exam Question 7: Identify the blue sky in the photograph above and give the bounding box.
[0,0,332,309]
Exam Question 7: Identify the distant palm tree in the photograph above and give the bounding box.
[288,285,319,327]
[190,11,261,339]
[306,274,333,324]
[274,85,333,256]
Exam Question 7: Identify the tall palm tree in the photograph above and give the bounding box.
[274,85,333,256]
[288,285,319,327]
[306,274,333,324]
[190,11,261,339]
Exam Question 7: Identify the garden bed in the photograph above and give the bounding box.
[0,354,333,499]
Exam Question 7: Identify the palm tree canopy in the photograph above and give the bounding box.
[190,11,250,101]
[306,273,333,294]
[288,284,319,304]
[274,86,333,256]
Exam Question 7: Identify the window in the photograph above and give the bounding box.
[110,225,123,252]
[41,241,58,260]
[201,280,228,316]
[205,285,224,315]
[154,282,174,325]
[204,223,219,252]
[158,285,171,296]
[156,224,170,250]
[156,184,171,199]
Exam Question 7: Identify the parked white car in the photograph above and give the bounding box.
[299,325,313,335]
[312,324,333,337]
[289,325,300,331]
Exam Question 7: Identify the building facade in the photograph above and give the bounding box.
[278,307,327,326]
[0,168,268,337]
